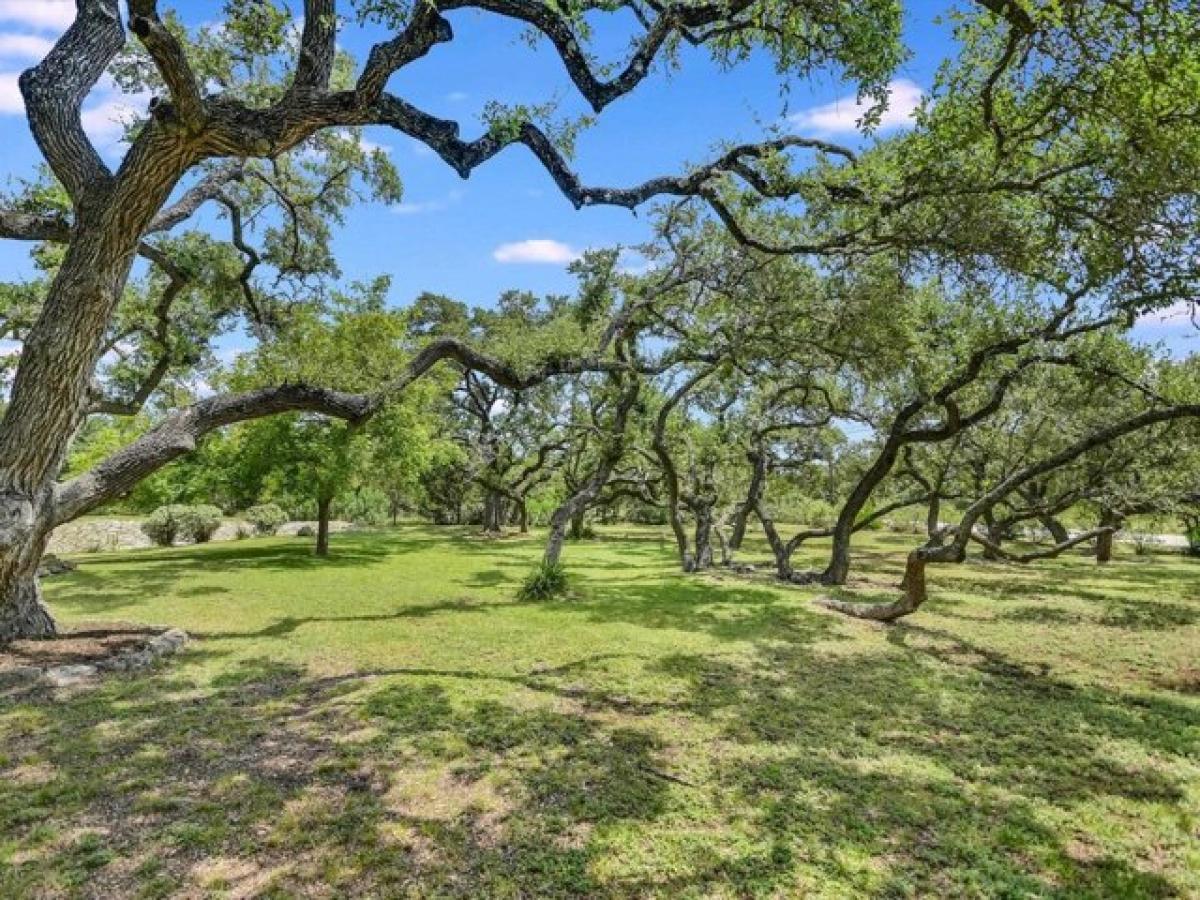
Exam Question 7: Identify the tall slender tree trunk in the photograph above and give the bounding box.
[979,511,1003,560]
[729,450,767,552]
[821,438,903,585]
[1096,508,1121,563]
[315,494,333,557]
[518,500,529,534]
[482,491,505,533]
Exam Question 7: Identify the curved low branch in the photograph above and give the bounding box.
[967,527,1113,563]
[54,384,371,523]
[54,337,640,523]
[822,403,1200,625]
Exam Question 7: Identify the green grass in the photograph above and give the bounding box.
[2,524,1198,898]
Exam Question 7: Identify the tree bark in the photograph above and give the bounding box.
[1096,509,1121,563]
[315,494,333,557]
[756,502,795,580]
[569,509,586,540]
[692,504,715,571]
[818,550,928,622]
[0,576,57,642]
[1038,514,1070,545]
[729,449,767,551]
[821,436,904,585]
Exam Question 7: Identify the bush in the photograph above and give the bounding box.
[183,505,224,543]
[142,504,223,546]
[517,560,569,601]
[142,505,187,546]
[245,503,287,536]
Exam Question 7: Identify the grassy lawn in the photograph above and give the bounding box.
[2,525,1198,898]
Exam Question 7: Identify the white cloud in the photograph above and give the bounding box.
[0,1,75,31]
[0,69,21,112]
[81,94,146,148]
[0,69,148,154]
[0,33,52,59]
[359,136,391,155]
[492,239,581,265]
[392,189,464,216]
[789,79,923,135]
[446,91,469,102]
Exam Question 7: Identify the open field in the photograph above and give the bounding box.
[2,526,1198,898]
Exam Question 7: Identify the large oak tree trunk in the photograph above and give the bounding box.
[482,491,505,533]
[0,574,57,642]
[0,218,176,639]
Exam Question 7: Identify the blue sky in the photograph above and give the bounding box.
[0,0,1194,357]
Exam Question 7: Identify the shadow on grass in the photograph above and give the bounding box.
[2,621,1194,897]
[12,528,1197,895]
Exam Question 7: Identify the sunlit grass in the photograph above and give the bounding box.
[1,524,1197,897]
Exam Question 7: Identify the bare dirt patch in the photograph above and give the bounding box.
[0,623,165,671]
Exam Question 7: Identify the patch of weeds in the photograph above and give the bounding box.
[517,560,569,601]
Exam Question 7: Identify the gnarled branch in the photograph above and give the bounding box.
[18,0,124,201]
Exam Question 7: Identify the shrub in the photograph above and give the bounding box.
[245,503,287,536]
[1131,532,1154,556]
[142,505,187,546]
[183,505,224,543]
[142,504,224,546]
[517,560,569,601]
